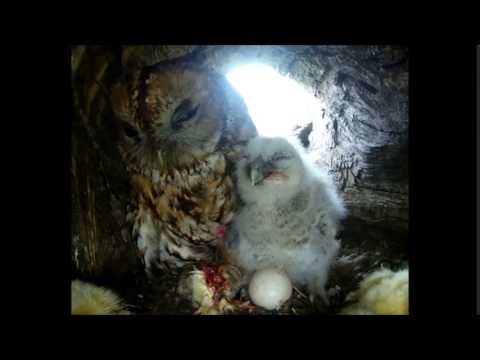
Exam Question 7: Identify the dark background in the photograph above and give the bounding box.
[19,38,478,324]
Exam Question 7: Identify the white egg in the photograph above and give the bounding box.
[248,267,293,310]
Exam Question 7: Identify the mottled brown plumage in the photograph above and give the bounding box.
[111,57,257,274]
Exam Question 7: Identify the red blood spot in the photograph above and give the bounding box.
[211,224,227,240]
[202,264,227,292]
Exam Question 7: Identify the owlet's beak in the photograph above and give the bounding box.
[250,166,264,186]
[249,157,269,186]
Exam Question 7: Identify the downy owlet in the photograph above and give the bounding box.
[225,136,346,304]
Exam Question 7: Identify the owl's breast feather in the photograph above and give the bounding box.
[135,152,235,247]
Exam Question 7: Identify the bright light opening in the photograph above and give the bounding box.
[226,63,323,138]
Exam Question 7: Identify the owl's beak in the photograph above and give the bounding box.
[251,167,264,186]
[250,157,268,186]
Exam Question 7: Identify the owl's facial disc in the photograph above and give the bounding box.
[147,94,221,162]
[249,154,292,186]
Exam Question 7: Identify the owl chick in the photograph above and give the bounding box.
[225,136,347,305]
[110,57,257,275]
[71,280,131,315]
[339,268,409,315]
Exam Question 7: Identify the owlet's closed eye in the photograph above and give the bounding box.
[272,153,291,162]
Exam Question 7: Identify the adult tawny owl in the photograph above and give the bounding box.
[110,57,257,275]
[225,136,346,304]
